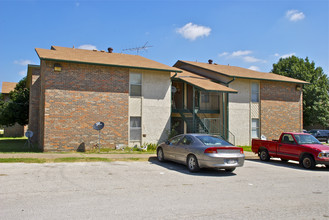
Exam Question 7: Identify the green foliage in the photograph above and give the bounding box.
[272,56,329,127]
[166,122,179,140]
[0,77,29,126]
[0,137,41,153]
[0,158,46,163]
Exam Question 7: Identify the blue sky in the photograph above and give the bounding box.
[0,0,328,92]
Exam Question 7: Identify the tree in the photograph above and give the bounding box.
[0,77,29,126]
[271,56,329,128]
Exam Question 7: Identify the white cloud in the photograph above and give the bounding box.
[76,2,80,7]
[18,70,26,77]
[274,53,280,57]
[176,22,211,41]
[231,50,252,57]
[243,56,266,63]
[248,66,260,71]
[281,53,295,59]
[218,52,229,57]
[286,10,305,22]
[78,44,98,50]
[14,59,33,66]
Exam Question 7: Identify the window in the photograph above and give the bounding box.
[180,136,193,145]
[251,119,260,138]
[130,73,142,96]
[251,83,259,102]
[130,117,141,141]
[281,134,295,144]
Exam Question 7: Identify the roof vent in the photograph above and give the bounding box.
[93,49,97,52]
[208,59,213,64]
[108,47,113,53]
[100,50,105,52]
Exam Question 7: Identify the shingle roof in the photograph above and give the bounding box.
[171,70,238,93]
[175,60,309,84]
[1,82,17,94]
[35,46,181,73]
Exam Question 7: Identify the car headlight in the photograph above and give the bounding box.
[318,152,329,158]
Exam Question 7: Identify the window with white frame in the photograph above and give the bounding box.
[251,83,259,102]
[251,119,260,138]
[130,117,141,141]
[130,73,142,96]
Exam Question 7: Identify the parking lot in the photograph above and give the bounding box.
[0,158,328,220]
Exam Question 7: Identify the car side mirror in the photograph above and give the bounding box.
[165,140,170,145]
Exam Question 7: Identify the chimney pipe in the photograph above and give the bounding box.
[208,59,213,64]
[108,47,113,53]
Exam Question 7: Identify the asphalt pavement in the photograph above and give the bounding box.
[0,151,259,160]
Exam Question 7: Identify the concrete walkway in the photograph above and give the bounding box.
[0,151,259,160]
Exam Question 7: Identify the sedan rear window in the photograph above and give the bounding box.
[196,136,233,146]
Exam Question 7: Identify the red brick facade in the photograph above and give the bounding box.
[260,81,303,140]
[28,66,41,144]
[39,61,129,151]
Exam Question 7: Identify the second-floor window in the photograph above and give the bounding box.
[251,83,259,103]
[130,73,142,96]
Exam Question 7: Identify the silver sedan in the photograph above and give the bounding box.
[156,134,245,172]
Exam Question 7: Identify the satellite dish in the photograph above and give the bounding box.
[25,131,33,138]
[93,122,104,131]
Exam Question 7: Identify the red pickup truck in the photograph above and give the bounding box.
[252,132,329,169]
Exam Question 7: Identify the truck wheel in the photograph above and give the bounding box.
[259,149,270,161]
[300,155,315,169]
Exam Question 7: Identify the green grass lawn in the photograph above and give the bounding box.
[240,146,252,152]
[0,137,41,153]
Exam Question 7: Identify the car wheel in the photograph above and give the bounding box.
[326,165,329,169]
[225,168,236,172]
[300,155,315,169]
[259,149,270,161]
[187,155,200,172]
[157,148,165,162]
[281,158,289,162]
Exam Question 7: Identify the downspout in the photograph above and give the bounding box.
[171,72,178,79]
[223,77,235,141]
[170,71,178,136]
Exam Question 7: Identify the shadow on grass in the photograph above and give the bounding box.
[0,138,42,153]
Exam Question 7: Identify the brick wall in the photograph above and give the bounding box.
[260,81,303,140]
[28,67,41,144]
[40,61,129,151]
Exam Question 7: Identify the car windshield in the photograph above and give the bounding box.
[196,136,233,146]
[294,134,322,145]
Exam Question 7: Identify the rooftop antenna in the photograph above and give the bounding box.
[122,41,153,54]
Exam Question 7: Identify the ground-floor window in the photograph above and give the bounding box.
[251,118,260,138]
[130,117,141,141]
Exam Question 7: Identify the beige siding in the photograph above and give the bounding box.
[129,69,171,146]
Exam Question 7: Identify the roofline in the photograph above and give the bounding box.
[173,78,238,93]
[37,56,182,73]
[176,60,309,85]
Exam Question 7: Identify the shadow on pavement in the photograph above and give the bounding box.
[248,158,329,172]
[148,156,237,177]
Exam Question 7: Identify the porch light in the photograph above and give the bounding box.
[296,85,301,91]
[54,63,62,72]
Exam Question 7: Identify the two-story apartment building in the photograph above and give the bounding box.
[28,46,180,151]
[173,60,308,145]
